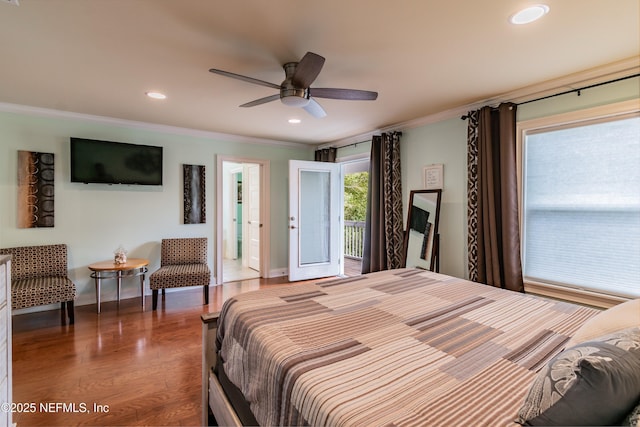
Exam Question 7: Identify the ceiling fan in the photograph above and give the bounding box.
[209,52,378,118]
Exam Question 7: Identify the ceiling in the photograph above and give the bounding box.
[0,1,638,146]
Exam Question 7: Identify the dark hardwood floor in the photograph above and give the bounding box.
[11,277,297,426]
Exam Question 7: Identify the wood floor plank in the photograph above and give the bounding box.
[10,275,352,425]
[10,279,274,426]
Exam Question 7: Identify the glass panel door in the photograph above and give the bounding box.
[300,170,331,265]
[289,160,341,281]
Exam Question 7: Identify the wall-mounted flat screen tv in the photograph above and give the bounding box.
[70,137,163,185]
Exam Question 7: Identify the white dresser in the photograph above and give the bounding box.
[0,255,12,427]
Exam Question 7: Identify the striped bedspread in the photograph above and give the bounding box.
[216,268,600,426]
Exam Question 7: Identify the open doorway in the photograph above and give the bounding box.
[341,159,369,277]
[217,157,269,284]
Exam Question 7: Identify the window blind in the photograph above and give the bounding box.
[522,116,640,298]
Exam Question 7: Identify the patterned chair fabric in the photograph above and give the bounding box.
[149,238,210,310]
[0,244,76,324]
[12,277,76,309]
[149,264,210,290]
[160,237,208,266]
[1,244,68,280]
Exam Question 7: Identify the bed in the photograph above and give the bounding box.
[201,268,640,426]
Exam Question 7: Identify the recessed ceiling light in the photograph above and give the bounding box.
[288,118,301,124]
[145,91,167,100]
[510,4,549,25]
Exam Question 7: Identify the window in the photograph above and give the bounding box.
[520,103,640,299]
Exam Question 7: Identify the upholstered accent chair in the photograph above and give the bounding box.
[0,244,77,324]
[149,237,210,310]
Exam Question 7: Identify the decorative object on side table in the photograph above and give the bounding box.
[114,245,127,265]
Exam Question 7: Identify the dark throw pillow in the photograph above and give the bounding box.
[516,327,640,426]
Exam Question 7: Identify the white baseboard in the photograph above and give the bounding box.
[267,268,288,279]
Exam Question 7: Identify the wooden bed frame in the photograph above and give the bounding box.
[201,311,243,427]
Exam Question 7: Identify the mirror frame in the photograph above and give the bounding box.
[402,189,442,272]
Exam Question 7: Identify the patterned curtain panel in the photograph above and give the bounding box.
[467,111,480,282]
[466,103,524,292]
[362,131,404,273]
[314,148,337,162]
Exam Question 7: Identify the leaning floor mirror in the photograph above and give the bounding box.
[402,189,442,272]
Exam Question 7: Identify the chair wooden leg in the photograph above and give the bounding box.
[203,285,209,305]
[60,302,67,325]
[67,300,75,324]
[152,290,159,310]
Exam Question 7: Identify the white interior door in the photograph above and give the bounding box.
[289,160,341,281]
[246,164,261,271]
[224,165,241,260]
[216,155,270,286]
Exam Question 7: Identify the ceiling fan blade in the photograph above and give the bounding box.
[303,98,327,118]
[291,52,325,88]
[240,94,281,108]
[309,87,378,101]
[209,68,281,90]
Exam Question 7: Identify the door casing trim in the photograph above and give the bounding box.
[216,155,270,284]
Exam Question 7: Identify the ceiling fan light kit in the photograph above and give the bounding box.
[280,92,310,107]
[209,51,377,118]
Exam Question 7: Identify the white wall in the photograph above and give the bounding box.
[402,118,468,278]
[0,111,312,308]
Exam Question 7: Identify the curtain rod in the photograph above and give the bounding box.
[316,141,365,151]
[325,131,403,151]
[335,140,369,150]
[460,73,640,120]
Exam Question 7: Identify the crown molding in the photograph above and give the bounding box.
[0,102,311,150]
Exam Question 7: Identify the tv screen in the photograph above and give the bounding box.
[410,205,429,233]
[70,138,163,185]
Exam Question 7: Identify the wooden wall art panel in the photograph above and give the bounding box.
[183,164,205,224]
[17,150,55,228]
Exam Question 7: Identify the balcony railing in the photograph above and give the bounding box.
[344,220,365,259]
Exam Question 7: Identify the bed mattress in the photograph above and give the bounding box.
[215,268,600,426]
